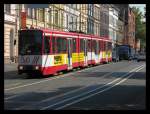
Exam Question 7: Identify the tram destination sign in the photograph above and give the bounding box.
[27,4,49,8]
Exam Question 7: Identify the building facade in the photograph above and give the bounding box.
[115,4,129,45]
[117,19,124,45]
[4,4,18,63]
[127,8,135,48]
[87,4,94,34]
[99,4,109,38]
[109,5,119,42]
[63,4,80,32]
[93,4,100,36]
[25,4,65,30]
[4,4,135,63]
[79,4,88,33]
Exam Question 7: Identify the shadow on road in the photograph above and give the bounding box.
[74,71,146,80]
[4,69,146,80]
[4,85,83,109]
[4,84,146,110]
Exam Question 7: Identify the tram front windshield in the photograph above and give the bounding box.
[19,30,42,55]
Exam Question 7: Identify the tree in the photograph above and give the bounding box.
[131,7,146,49]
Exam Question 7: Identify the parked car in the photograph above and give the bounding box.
[132,54,139,60]
[137,53,146,62]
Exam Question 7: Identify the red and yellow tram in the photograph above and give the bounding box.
[18,28,112,77]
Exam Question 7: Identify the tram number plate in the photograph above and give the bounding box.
[20,56,40,65]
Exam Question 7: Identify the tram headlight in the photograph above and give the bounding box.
[19,66,23,70]
[35,66,39,70]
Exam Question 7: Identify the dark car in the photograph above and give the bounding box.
[137,53,146,62]
[132,54,138,60]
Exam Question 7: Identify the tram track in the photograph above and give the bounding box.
[41,65,145,110]
[4,61,137,91]
[11,64,145,110]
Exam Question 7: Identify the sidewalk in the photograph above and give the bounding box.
[4,63,18,72]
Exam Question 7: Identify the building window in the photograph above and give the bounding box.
[110,29,113,40]
[60,12,63,28]
[112,17,115,26]
[27,8,32,18]
[109,15,113,26]
[76,17,77,30]
[92,21,94,34]
[66,14,68,29]
[39,8,45,22]
[71,4,74,8]
[96,24,99,35]
[71,16,73,30]
[87,20,90,33]
[49,10,52,24]
[91,4,94,17]
[5,4,11,14]
[71,4,77,9]
[88,4,90,15]
[32,8,37,19]
[73,17,77,31]
[54,10,58,26]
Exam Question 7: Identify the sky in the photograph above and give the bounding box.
[129,4,146,15]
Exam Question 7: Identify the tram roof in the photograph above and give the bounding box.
[19,28,112,42]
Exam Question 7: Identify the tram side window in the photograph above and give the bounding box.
[86,40,88,53]
[56,37,67,53]
[96,41,99,54]
[103,42,106,51]
[106,42,108,51]
[73,38,76,53]
[108,42,112,50]
[99,41,101,52]
[52,37,55,53]
[88,40,91,52]
[80,39,84,52]
[44,36,50,54]
[92,40,97,54]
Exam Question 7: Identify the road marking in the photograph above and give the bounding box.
[40,64,145,110]
[4,62,127,91]
[7,64,144,109]
[5,83,22,88]
[4,93,25,100]
[55,65,145,110]
[5,74,71,91]
[11,63,141,109]
[11,71,115,110]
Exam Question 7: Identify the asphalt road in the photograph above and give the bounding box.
[4,61,146,110]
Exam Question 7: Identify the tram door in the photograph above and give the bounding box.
[67,39,72,69]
